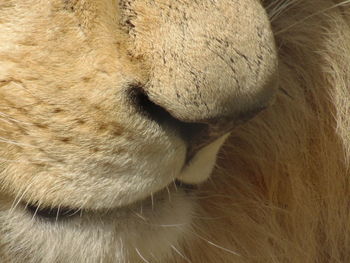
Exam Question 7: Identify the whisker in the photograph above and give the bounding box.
[74,200,88,218]
[166,185,172,202]
[150,192,154,211]
[10,189,27,214]
[30,201,42,222]
[135,248,151,263]
[9,182,34,214]
[140,202,143,215]
[55,205,61,222]
[173,180,178,192]
[267,0,299,22]
[275,0,350,35]
[204,239,241,256]
[171,245,192,263]
[131,210,147,221]
[187,228,241,257]
[67,207,83,217]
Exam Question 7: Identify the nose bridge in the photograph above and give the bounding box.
[141,0,278,125]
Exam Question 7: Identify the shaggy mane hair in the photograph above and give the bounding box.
[175,1,350,262]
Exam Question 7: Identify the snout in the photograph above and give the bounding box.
[127,0,278,155]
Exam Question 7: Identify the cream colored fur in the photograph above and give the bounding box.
[0,0,349,262]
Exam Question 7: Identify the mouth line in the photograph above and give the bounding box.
[23,180,197,221]
[25,203,81,220]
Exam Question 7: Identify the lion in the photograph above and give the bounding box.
[0,0,349,262]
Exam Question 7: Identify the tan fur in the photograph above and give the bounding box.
[0,0,349,262]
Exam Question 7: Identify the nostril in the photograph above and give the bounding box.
[128,84,207,142]
[128,84,268,163]
[129,84,176,126]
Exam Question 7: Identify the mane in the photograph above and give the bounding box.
[175,1,350,262]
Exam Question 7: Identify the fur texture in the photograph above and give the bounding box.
[0,0,349,262]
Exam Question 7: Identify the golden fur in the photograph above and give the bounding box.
[0,0,349,262]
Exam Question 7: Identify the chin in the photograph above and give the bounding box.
[0,135,228,263]
[0,180,193,262]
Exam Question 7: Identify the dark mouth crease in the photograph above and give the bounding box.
[25,202,80,220]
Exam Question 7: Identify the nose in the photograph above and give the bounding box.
[140,68,277,157]
[127,0,278,156]
[132,71,276,159]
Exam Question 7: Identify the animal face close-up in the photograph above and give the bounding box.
[0,0,349,262]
